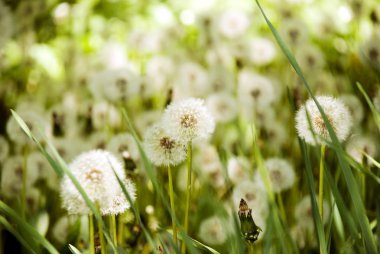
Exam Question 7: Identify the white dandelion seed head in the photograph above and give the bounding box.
[247,37,277,66]
[101,179,136,215]
[99,41,129,70]
[346,135,377,164]
[106,132,140,162]
[227,156,250,185]
[217,10,250,39]
[279,18,309,45]
[238,70,277,115]
[145,55,174,92]
[295,195,330,229]
[60,149,135,215]
[162,98,215,143]
[232,180,268,215]
[198,216,228,246]
[362,36,380,67]
[6,110,51,146]
[176,62,210,97]
[206,92,238,123]
[256,158,296,193]
[339,94,364,124]
[143,124,187,166]
[295,96,353,145]
[208,66,235,93]
[295,44,325,72]
[0,135,10,162]
[91,101,121,130]
[1,156,39,198]
[89,68,140,102]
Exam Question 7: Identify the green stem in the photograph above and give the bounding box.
[319,144,326,220]
[168,164,178,245]
[117,213,124,246]
[97,206,107,254]
[181,141,193,254]
[21,146,29,218]
[276,193,286,222]
[89,215,95,254]
[110,215,117,247]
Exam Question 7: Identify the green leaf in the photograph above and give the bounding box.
[68,244,82,254]
[356,82,380,131]
[0,202,59,254]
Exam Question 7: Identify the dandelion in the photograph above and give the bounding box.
[217,10,250,39]
[106,132,140,163]
[60,149,136,215]
[206,92,238,123]
[232,180,268,216]
[294,195,330,229]
[198,216,228,246]
[175,62,210,97]
[246,37,276,66]
[295,96,352,145]
[256,158,296,193]
[340,94,364,124]
[295,44,325,72]
[143,124,187,166]
[346,135,377,164]
[91,101,121,130]
[227,157,250,185]
[162,98,215,143]
[279,18,308,46]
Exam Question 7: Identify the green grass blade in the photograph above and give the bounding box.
[0,201,59,254]
[254,2,377,252]
[356,82,380,130]
[0,216,39,254]
[68,244,82,254]
[298,140,328,254]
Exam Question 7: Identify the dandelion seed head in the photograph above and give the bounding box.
[162,98,215,143]
[295,96,352,145]
[198,216,228,245]
[144,124,187,166]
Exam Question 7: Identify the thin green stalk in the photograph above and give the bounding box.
[110,215,117,247]
[168,164,178,245]
[276,193,286,221]
[89,215,95,254]
[319,144,326,222]
[117,213,124,246]
[181,141,193,254]
[97,207,107,254]
[21,145,29,218]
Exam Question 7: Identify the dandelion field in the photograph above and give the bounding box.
[1,0,380,253]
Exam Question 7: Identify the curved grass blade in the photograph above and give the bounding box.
[298,140,328,254]
[0,216,38,254]
[254,2,377,252]
[68,244,82,254]
[356,82,380,130]
[0,201,59,254]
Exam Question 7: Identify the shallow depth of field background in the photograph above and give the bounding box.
[0,0,380,253]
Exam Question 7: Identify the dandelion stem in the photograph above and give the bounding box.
[168,164,178,245]
[277,193,286,221]
[21,145,29,218]
[110,215,117,247]
[97,206,107,254]
[319,144,326,220]
[117,213,125,246]
[182,141,193,254]
[89,214,95,254]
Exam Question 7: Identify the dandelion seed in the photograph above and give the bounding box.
[295,96,352,145]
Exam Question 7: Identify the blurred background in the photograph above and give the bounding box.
[0,0,380,253]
